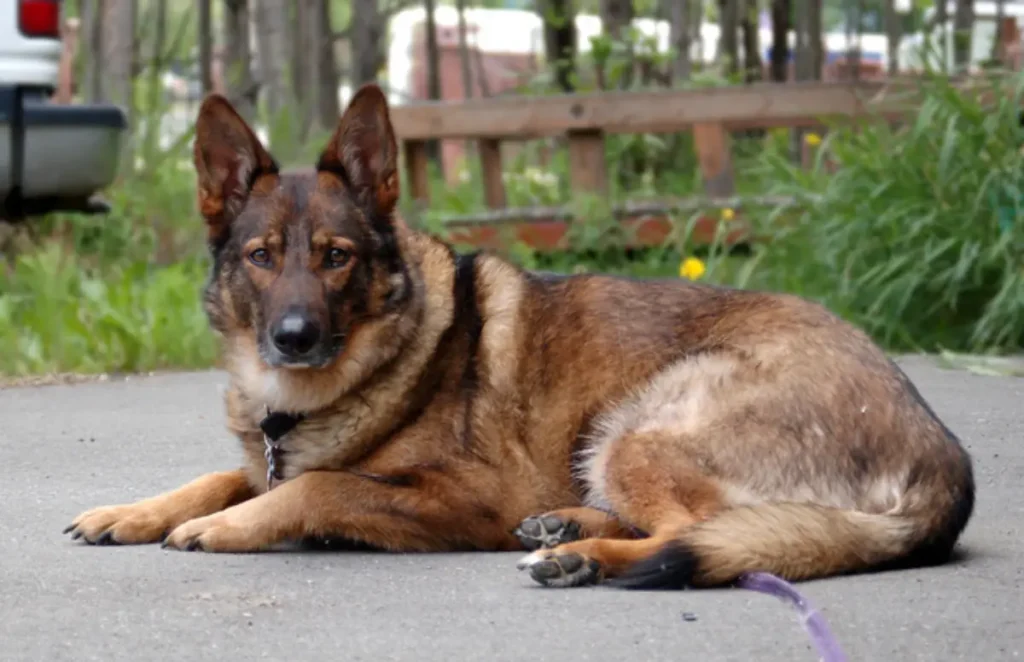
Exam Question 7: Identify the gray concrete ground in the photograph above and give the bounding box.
[1,356,1022,661]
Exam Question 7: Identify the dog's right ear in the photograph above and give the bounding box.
[192,95,278,246]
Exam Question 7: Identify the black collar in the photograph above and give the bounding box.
[259,410,305,442]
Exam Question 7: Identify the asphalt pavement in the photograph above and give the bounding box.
[1,356,1022,661]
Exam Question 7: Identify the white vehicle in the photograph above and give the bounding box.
[0,0,126,220]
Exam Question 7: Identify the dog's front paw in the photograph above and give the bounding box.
[64,503,172,545]
[162,510,269,553]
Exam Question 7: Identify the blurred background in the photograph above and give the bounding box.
[2,0,1023,379]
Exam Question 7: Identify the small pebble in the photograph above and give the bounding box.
[682,612,698,622]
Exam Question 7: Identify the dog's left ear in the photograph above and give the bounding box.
[317,83,399,223]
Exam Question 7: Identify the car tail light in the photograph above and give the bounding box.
[19,0,62,39]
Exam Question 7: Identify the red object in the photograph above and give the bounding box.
[19,0,61,39]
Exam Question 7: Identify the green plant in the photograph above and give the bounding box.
[0,244,217,375]
[6,67,1023,379]
[749,72,1024,354]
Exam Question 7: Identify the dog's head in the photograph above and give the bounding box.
[192,84,414,377]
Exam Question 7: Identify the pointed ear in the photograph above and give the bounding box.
[192,94,278,246]
[316,84,400,221]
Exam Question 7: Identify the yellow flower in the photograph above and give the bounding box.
[721,207,735,222]
[679,257,706,281]
[805,132,822,147]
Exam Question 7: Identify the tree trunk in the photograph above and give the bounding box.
[992,0,1005,62]
[793,0,806,80]
[424,0,442,102]
[350,0,384,85]
[539,0,576,92]
[844,0,862,80]
[718,0,740,78]
[601,0,635,88]
[306,0,323,129]
[932,0,948,70]
[223,0,256,121]
[883,0,900,75]
[669,0,692,83]
[291,2,309,107]
[315,0,340,129]
[693,2,705,69]
[769,0,790,82]
[456,0,474,98]
[291,1,314,140]
[254,0,288,120]
[81,0,101,102]
[99,0,135,114]
[89,0,135,170]
[600,0,633,42]
[143,0,167,162]
[953,0,974,72]
[740,0,763,82]
[198,0,214,94]
[423,0,442,167]
[807,0,823,80]
[791,0,810,162]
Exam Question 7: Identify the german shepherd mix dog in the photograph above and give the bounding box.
[65,84,975,590]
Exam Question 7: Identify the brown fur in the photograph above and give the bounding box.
[65,84,975,590]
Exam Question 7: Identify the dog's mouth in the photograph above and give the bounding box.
[258,334,344,370]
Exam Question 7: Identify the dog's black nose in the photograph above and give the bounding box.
[271,313,320,357]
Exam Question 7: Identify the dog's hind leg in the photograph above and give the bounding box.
[517,430,725,588]
[513,506,639,551]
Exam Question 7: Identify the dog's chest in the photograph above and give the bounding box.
[233,409,364,488]
[275,417,362,480]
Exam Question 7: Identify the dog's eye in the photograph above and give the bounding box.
[325,247,351,269]
[248,248,271,267]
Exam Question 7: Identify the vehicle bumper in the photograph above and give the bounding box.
[0,86,127,220]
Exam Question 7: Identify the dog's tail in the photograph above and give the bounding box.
[610,492,973,589]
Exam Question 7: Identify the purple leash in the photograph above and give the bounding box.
[736,572,848,662]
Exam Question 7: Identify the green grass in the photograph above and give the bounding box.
[0,162,219,376]
[0,247,216,375]
[3,72,1023,377]
[743,72,1024,354]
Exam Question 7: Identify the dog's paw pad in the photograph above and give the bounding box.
[516,550,601,588]
[513,514,582,550]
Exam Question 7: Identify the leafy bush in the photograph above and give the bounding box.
[749,73,1024,353]
[0,244,217,375]
[4,73,1023,378]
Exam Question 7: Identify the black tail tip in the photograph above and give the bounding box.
[605,540,699,591]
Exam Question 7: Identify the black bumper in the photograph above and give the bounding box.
[0,86,127,220]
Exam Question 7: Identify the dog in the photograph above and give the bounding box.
[64,83,975,590]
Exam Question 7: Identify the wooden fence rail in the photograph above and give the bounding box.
[390,81,913,206]
[387,78,999,250]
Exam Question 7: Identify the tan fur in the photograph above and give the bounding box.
[66,470,252,544]
[678,503,917,585]
[66,84,974,590]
